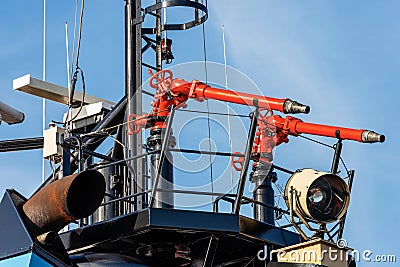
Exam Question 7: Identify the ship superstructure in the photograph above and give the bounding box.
[0,1,385,266]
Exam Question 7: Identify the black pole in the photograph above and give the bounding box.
[233,105,259,214]
[125,0,135,127]
[149,106,176,208]
[155,0,162,70]
[251,168,276,225]
[125,0,145,212]
[125,0,134,213]
[331,134,343,174]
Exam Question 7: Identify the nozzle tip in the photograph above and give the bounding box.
[283,99,310,114]
[362,130,385,143]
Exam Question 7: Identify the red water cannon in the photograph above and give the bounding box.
[232,112,385,170]
[148,69,310,114]
[127,69,310,134]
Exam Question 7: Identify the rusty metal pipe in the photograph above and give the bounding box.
[23,170,105,235]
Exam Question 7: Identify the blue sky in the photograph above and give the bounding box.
[0,0,399,265]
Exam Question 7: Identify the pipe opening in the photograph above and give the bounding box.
[67,170,106,218]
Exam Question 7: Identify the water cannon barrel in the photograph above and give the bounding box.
[292,120,385,143]
[195,85,310,114]
[22,170,105,235]
[0,101,25,125]
[154,71,310,114]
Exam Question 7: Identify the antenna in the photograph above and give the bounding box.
[65,22,72,132]
[222,25,234,193]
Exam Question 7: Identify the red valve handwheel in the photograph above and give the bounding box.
[231,152,244,171]
[149,69,173,89]
[127,113,140,135]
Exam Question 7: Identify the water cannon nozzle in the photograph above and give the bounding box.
[283,99,310,114]
[362,130,385,143]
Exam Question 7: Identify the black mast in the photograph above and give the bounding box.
[125,0,146,212]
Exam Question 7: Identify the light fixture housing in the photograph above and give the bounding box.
[284,168,350,223]
[0,101,24,125]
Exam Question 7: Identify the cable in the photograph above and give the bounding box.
[65,67,86,126]
[70,0,79,76]
[65,0,85,130]
[242,257,255,267]
[177,108,249,118]
[340,156,350,175]
[80,131,125,149]
[297,134,334,149]
[74,0,84,68]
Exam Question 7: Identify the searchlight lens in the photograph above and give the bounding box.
[308,188,326,204]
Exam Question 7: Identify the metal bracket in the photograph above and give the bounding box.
[142,0,208,34]
[331,131,343,174]
[132,16,144,26]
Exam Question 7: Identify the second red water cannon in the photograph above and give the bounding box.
[270,115,385,144]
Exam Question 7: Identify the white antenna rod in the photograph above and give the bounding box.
[65,22,72,132]
[222,25,228,91]
[222,25,234,193]
[66,23,71,93]
[163,0,167,47]
[42,0,47,183]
